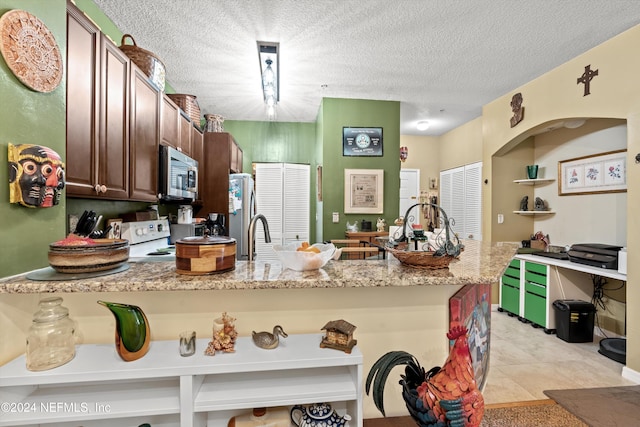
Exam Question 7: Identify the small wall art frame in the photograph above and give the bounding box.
[342,127,383,157]
[558,149,626,196]
[344,169,383,214]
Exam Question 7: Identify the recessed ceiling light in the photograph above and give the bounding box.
[416,121,430,131]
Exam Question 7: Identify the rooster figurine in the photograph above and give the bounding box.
[366,325,484,427]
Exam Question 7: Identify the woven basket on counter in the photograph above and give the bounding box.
[168,94,201,126]
[387,248,456,270]
[119,34,165,91]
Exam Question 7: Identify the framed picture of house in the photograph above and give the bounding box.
[344,169,383,213]
[558,149,627,196]
[342,127,383,156]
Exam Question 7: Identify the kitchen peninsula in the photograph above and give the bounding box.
[0,240,517,421]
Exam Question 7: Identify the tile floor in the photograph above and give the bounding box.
[482,308,635,404]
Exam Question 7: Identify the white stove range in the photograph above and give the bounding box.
[121,219,173,260]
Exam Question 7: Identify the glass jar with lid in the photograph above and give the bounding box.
[26,297,75,371]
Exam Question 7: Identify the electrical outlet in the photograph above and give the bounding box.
[332,212,339,223]
[68,214,79,234]
[497,214,504,224]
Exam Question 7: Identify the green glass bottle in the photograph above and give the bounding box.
[98,301,150,361]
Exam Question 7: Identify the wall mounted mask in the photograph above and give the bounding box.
[400,146,408,162]
[8,143,65,208]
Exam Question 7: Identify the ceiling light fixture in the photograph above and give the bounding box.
[416,120,430,131]
[563,119,586,129]
[258,41,279,120]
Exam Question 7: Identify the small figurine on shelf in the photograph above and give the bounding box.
[320,319,357,353]
[205,312,238,355]
[519,195,529,211]
[534,197,547,211]
[376,217,386,232]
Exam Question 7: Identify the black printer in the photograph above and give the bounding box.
[567,243,623,269]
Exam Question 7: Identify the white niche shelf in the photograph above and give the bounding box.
[513,210,556,215]
[513,178,555,186]
[0,334,363,427]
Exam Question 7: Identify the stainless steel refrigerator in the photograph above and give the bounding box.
[229,173,255,260]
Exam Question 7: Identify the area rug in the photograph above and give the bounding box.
[364,400,586,427]
[544,385,640,427]
[481,400,586,427]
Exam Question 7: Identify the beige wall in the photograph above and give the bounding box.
[440,117,483,171]
[482,25,640,380]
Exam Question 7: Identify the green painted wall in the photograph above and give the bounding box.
[320,98,401,241]
[0,0,67,277]
[223,120,318,241]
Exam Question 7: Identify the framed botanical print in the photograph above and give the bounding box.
[558,149,626,196]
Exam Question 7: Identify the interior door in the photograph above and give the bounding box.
[399,169,420,226]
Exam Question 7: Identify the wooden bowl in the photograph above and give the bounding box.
[48,239,129,273]
[175,236,236,275]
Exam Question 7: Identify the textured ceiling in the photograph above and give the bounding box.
[92,0,640,136]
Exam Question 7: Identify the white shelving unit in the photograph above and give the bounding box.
[513,178,555,185]
[0,334,363,427]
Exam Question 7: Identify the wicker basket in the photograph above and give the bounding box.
[119,34,165,91]
[168,94,201,126]
[387,248,456,270]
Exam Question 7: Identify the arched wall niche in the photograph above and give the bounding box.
[490,116,627,245]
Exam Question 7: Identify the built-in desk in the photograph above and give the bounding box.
[516,254,626,281]
[505,254,627,333]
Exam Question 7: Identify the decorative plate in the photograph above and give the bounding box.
[0,9,63,93]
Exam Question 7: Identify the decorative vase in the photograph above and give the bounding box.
[526,165,539,179]
[98,301,150,361]
[204,113,225,132]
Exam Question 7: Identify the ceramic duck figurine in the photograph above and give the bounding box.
[252,325,288,349]
[98,301,150,362]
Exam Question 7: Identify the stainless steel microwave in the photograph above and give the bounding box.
[159,145,198,201]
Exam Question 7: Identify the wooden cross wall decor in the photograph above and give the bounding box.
[577,64,598,96]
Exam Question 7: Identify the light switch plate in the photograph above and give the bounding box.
[497,214,504,224]
[332,212,339,223]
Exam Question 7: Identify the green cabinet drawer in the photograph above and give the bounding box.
[525,281,546,297]
[525,261,547,275]
[500,283,520,315]
[508,259,520,269]
[524,291,546,327]
[502,275,520,288]
[524,270,547,286]
[504,266,520,278]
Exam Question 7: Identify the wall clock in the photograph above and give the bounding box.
[0,9,63,93]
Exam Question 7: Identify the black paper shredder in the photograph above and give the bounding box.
[553,299,595,343]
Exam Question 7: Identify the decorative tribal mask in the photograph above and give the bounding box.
[8,143,65,208]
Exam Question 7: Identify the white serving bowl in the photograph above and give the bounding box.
[273,243,336,271]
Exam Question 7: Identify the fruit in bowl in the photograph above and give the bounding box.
[273,242,336,271]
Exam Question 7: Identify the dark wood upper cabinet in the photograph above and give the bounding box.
[67,3,129,199]
[161,94,179,149]
[199,132,243,215]
[129,64,160,202]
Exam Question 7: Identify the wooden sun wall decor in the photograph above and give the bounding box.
[0,9,63,93]
[510,92,524,128]
[577,64,598,96]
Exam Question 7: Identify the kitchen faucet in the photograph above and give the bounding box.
[248,214,271,261]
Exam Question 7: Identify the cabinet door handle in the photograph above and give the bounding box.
[100,185,107,193]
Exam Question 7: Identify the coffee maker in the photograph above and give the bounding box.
[205,213,227,236]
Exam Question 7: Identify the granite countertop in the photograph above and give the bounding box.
[0,240,518,294]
